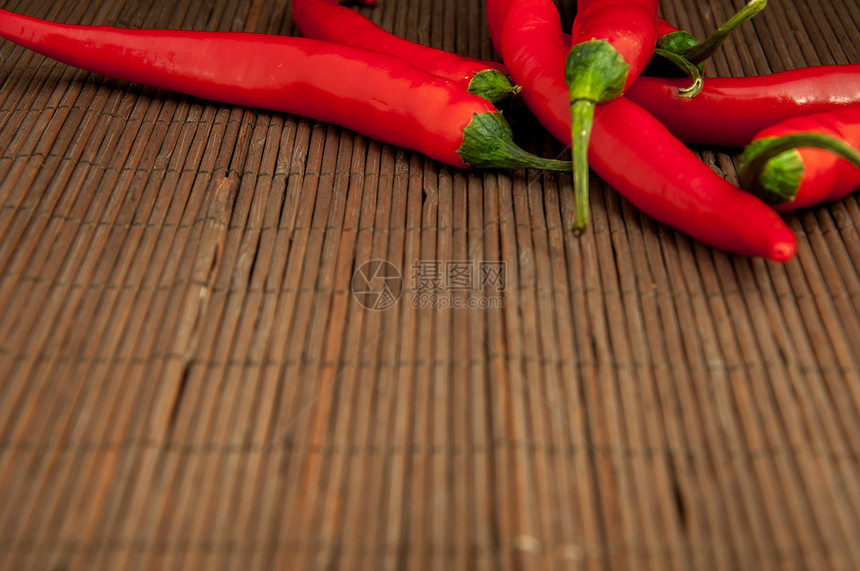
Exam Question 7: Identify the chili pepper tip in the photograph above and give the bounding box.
[769,239,797,263]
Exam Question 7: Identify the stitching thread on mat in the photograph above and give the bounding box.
[0,205,519,233]
[0,154,417,182]
[1,438,853,464]
[1,345,855,379]
[0,103,259,128]
[0,536,821,561]
[3,270,858,308]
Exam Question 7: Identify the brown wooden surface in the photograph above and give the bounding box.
[1,0,860,569]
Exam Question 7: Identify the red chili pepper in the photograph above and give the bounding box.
[565,0,659,233]
[487,0,797,261]
[491,0,762,91]
[556,0,773,147]
[291,0,519,105]
[485,0,512,57]
[0,8,570,172]
[628,67,860,148]
[738,106,860,210]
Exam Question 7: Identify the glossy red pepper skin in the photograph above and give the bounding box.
[739,106,860,210]
[655,19,680,38]
[291,0,517,104]
[485,0,512,56]
[487,0,797,261]
[488,0,698,76]
[0,8,569,171]
[627,68,860,148]
[568,0,659,92]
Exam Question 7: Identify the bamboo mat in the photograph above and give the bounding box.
[1,0,859,569]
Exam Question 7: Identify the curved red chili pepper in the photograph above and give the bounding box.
[0,8,569,172]
[565,0,659,233]
[486,0,796,261]
[738,106,860,210]
[291,0,518,105]
[628,67,860,148]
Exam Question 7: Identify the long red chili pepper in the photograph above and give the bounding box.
[627,67,860,148]
[564,2,860,153]
[486,0,796,261]
[565,0,659,233]
[291,0,519,105]
[737,106,860,210]
[558,0,766,215]
[0,8,570,172]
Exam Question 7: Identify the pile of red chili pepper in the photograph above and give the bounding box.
[1,1,860,263]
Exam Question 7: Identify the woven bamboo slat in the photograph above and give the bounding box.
[1,0,859,569]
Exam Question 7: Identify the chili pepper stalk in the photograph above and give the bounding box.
[566,40,629,234]
[0,8,568,172]
[738,133,860,204]
[489,0,797,261]
[565,0,658,234]
[737,107,860,210]
[648,0,767,90]
[556,1,767,99]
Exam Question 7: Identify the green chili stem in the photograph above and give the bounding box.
[739,131,860,192]
[467,69,521,106]
[570,100,594,235]
[565,40,629,235]
[458,112,573,171]
[652,48,703,97]
[682,0,767,64]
